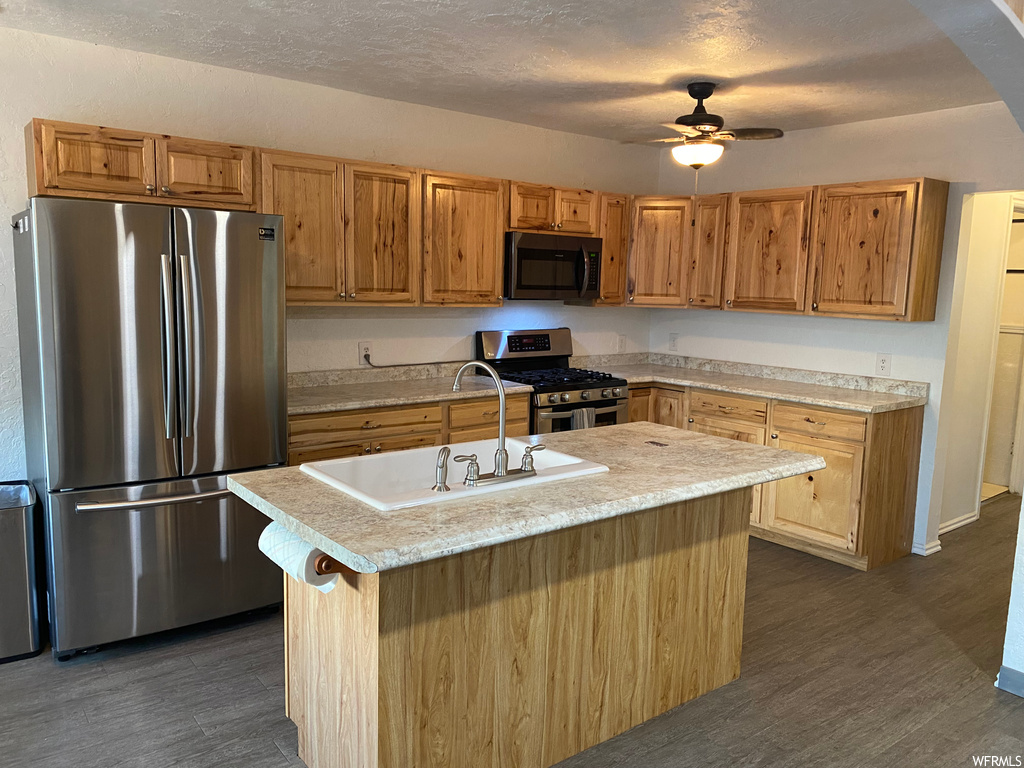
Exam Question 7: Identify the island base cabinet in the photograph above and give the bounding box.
[284,489,752,768]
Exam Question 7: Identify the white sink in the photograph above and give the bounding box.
[300,438,608,511]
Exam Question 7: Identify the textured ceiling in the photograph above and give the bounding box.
[0,0,999,142]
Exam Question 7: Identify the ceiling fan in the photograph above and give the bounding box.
[655,82,784,169]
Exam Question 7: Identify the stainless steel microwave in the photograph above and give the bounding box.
[503,232,602,300]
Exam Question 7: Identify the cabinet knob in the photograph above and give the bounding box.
[375,445,382,452]
[812,303,818,310]
[771,434,778,440]
[556,223,563,229]
[628,296,634,302]
[161,186,171,194]
[363,446,371,454]
[688,418,694,423]
[688,298,693,303]
[145,184,155,193]
[726,299,732,305]
[550,222,557,228]
[349,292,356,298]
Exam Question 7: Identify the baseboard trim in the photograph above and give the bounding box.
[938,510,980,535]
[996,665,1024,699]
[912,539,942,556]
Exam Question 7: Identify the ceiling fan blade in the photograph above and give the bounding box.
[660,122,702,137]
[727,128,784,140]
[647,137,688,144]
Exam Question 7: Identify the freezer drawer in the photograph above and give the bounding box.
[46,476,281,655]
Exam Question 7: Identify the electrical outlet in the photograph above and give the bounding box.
[668,333,679,352]
[358,341,373,367]
[617,334,627,353]
[875,353,892,377]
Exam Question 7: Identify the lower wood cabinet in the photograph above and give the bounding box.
[689,415,767,524]
[651,388,686,427]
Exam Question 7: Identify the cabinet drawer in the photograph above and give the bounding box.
[690,390,767,424]
[772,403,867,442]
[448,421,530,443]
[448,396,529,430]
[289,404,443,449]
[371,433,443,454]
[288,440,369,466]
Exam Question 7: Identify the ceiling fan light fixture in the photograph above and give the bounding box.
[670,140,724,169]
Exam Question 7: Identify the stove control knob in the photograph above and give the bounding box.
[601,389,612,398]
[580,391,591,400]
[547,394,558,404]
[612,387,622,397]
[560,393,571,403]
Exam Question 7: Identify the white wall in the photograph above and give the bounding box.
[1005,498,1024,676]
[654,101,1024,552]
[0,27,662,479]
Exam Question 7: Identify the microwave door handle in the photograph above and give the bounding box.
[577,246,590,297]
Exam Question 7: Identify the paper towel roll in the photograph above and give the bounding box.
[258,521,339,594]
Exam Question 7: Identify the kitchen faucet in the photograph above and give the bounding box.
[453,361,509,476]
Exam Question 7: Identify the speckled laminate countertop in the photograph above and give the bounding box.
[605,365,927,413]
[229,422,825,573]
[287,375,534,416]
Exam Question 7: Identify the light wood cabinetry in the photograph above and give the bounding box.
[447,395,530,442]
[597,194,630,305]
[688,194,730,308]
[28,118,256,209]
[724,186,815,313]
[422,173,506,306]
[626,196,692,306]
[509,181,598,234]
[809,178,948,321]
[261,152,344,303]
[689,415,767,524]
[628,388,652,422]
[651,388,687,427]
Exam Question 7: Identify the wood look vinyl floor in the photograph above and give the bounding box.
[1,495,1022,768]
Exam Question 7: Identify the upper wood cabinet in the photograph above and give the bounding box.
[597,194,630,305]
[626,196,692,306]
[30,119,157,197]
[155,137,255,206]
[809,178,948,321]
[27,118,256,210]
[688,194,730,308]
[344,163,421,304]
[423,173,506,306]
[724,187,815,313]
[509,181,598,234]
[261,151,344,303]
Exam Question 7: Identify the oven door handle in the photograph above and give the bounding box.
[538,404,623,420]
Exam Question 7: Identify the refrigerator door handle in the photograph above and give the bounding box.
[177,252,195,438]
[74,488,232,513]
[159,253,177,440]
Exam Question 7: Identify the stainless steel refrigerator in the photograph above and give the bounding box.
[13,197,286,658]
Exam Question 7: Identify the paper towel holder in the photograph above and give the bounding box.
[314,553,343,576]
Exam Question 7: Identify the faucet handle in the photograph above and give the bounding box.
[521,444,546,472]
[454,453,480,484]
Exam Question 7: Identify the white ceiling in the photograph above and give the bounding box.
[0,0,999,142]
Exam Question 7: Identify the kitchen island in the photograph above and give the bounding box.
[230,422,825,768]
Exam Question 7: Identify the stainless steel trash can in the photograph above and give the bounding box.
[0,482,42,662]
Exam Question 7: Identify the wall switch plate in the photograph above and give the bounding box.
[617,334,627,353]
[358,342,373,367]
[668,333,679,352]
[875,353,892,377]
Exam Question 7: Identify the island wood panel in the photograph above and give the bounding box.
[724,187,814,313]
[286,490,752,768]
[689,194,730,308]
[344,163,420,303]
[597,194,630,304]
[422,174,505,305]
[626,196,692,305]
[810,180,917,318]
[155,136,255,207]
[261,152,344,303]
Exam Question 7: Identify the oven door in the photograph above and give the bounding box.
[504,232,600,300]
[534,400,628,434]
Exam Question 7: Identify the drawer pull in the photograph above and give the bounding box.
[718,405,736,411]
[361,423,381,430]
[481,410,499,417]
[804,417,827,426]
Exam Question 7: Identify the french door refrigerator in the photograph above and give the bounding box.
[13,197,286,658]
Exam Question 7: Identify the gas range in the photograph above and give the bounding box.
[475,328,629,433]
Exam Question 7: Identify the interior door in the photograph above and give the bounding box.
[174,208,287,475]
[33,198,179,490]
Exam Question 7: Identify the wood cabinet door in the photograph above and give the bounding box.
[689,194,729,308]
[652,388,686,427]
[688,415,766,523]
[261,152,344,304]
[724,187,814,313]
[764,431,863,551]
[627,196,692,306]
[597,194,630,305]
[628,388,652,422]
[556,188,599,234]
[810,180,918,317]
[344,163,420,304]
[509,182,556,230]
[423,174,505,305]
[35,119,157,197]
[156,137,255,206]
[288,440,369,466]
